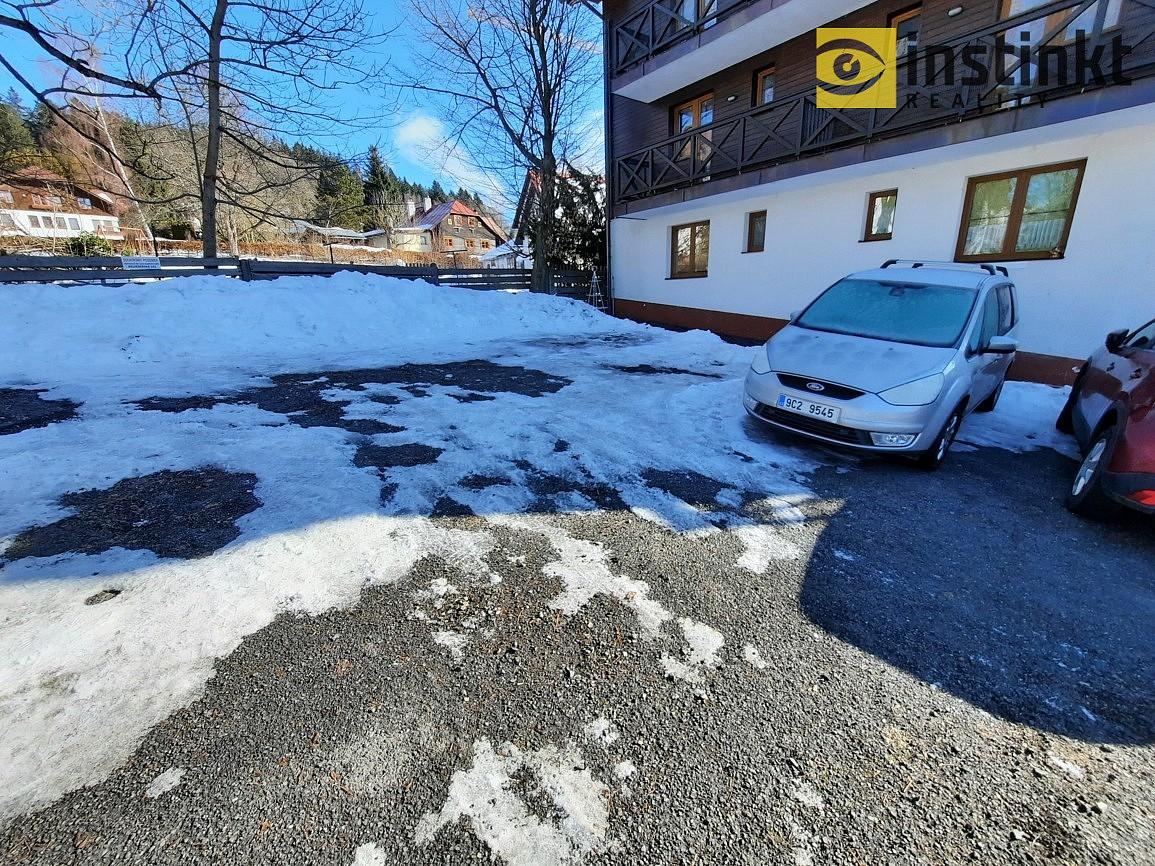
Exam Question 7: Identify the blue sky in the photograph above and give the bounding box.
[1,3,605,212]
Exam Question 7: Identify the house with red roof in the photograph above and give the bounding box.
[383,199,506,262]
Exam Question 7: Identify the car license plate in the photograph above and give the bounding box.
[777,393,840,422]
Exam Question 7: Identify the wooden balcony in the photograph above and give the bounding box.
[614,0,1155,205]
[612,0,755,76]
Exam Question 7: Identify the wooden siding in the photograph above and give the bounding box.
[610,0,996,161]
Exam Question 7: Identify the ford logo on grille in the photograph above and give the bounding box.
[806,382,826,392]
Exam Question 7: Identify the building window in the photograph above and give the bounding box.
[468,217,477,227]
[746,211,766,253]
[443,236,454,249]
[674,93,714,162]
[68,217,80,230]
[420,235,428,246]
[0,213,14,227]
[55,217,68,229]
[671,221,710,278]
[674,93,713,135]
[956,160,1086,262]
[889,5,921,59]
[863,190,898,241]
[77,197,92,209]
[481,240,491,250]
[28,215,41,228]
[0,189,13,203]
[755,67,775,105]
[32,193,64,208]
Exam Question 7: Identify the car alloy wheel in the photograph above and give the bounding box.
[918,407,962,470]
[1067,427,1122,519]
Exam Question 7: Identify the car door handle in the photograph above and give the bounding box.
[1105,363,1115,372]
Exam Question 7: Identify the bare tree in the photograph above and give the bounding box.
[1,0,391,257]
[403,0,602,290]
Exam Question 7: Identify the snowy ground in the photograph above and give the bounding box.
[1,275,1149,866]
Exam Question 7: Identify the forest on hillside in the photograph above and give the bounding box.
[0,90,504,250]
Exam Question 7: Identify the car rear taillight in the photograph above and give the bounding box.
[1127,490,1155,506]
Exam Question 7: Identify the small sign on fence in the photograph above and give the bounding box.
[121,255,162,270]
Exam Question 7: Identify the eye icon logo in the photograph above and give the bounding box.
[816,28,897,109]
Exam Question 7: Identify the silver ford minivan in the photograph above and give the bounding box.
[743,260,1019,469]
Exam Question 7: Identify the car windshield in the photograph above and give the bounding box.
[795,279,978,348]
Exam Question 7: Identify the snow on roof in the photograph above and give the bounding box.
[479,241,525,261]
[289,220,369,240]
[404,199,507,242]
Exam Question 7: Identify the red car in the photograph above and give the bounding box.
[1057,318,1155,518]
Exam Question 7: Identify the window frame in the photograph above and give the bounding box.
[76,196,93,209]
[863,189,898,242]
[754,66,776,106]
[746,210,767,253]
[0,189,13,204]
[889,4,922,58]
[672,92,714,135]
[670,220,710,279]
[954,159,1087,263]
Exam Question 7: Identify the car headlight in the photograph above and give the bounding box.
[878,373,944,406]
[750,344,771,374]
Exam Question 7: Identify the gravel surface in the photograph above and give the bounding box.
[0,388,79,435]
[3,423,1153,865]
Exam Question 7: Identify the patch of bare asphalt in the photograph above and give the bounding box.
[130,360,571,436]
[609,364,725,379]
[3,488,1153,866]
[1,468,260,564]
[0,388,80,435]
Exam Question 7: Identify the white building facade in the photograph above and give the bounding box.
[604,0,1155,382]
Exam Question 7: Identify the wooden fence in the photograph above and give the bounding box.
[0,256,607,307]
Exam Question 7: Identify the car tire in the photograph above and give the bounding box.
[1055,366,1086,434]
[918,405,963,471]
[975,378,1005,413]
[1067,426,1123,519]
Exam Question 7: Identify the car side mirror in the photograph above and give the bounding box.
[1105,328,1129,353]
[984,336,1018,354]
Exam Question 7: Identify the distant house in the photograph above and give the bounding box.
[287,220,379,246]
[479,240,531,269]
[382,200,506,262]
[0,167,134,243]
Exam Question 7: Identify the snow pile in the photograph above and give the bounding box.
[0,273,614,396]
[961,381,1078,458]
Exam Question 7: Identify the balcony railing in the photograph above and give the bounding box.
[615,0,1155,203]
[613,0,754,76]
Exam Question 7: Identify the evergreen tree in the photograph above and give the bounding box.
[313,156,366,228]
[428,179,447,203]
[544,169,606,271]
[0,90,37,173]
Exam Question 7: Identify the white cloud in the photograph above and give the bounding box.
[394,113,512,208]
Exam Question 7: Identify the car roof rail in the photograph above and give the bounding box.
[880,259,1010,278]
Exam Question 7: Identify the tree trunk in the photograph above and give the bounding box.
[531,154,557,293]
[201,0,229,260]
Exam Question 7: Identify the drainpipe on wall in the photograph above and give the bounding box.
[601,9,614,316]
